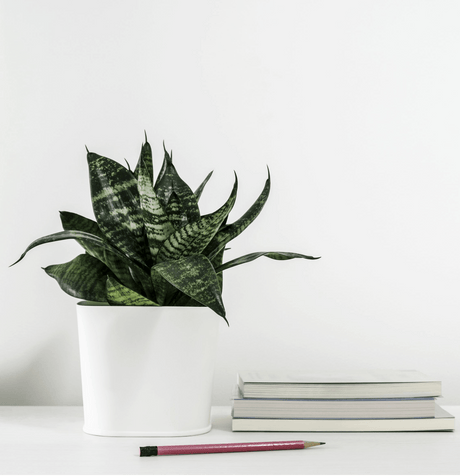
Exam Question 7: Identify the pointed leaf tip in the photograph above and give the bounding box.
[9,258,20,267]
[162,141,172,162]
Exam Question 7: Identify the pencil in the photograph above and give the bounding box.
[140,440,325,456]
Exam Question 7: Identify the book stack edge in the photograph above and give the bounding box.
[231,370,455,432]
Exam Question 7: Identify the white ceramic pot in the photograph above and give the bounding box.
[76,302,221,437]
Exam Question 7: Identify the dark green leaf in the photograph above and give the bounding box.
[44,253,109,302]
[156,174,238,263]
[60,211,104,239]
[164,192,186,230]
[106,276,159,306]
[60,213,155,298]
[10,230,146,273]
[134,139,154,184]
[150,267,178,306]
[153,145,200,225]
[87,152,146,264]
[153,254,227,323]
[154,142,171,197]
[169,293,202,307]
[210,245,226,292]
[194,171,213,201]
[170,172,201,225]
[215,251,320,273]
[137,152,175,263]
[205,169,270,260]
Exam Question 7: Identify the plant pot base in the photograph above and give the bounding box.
[82,423,212,437]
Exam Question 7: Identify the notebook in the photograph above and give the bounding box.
[232,404,455,432]
[238,370,442,399]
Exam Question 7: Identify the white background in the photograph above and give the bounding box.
[1,0,459,406]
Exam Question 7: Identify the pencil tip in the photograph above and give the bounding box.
[319,442,326,445]
[304,441,326,448]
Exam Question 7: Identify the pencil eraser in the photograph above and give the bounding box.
[140,446,158,457]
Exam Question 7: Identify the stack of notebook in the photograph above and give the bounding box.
[231,370,455,432]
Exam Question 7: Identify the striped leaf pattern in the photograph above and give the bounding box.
[164,192,186,230]
[44,254,110,302]
[11,229,156,300]
[106,276,159,306]
[60,211,145,294]
[134,137,154,184]
[156,175,238,262]
[87,152,146,264]
[12,137,319,323]
[137,146,175,261]
[11,230,134,267]
[60,212,155,298]
[153,143,171,199]
[154,146,200,225]
[60,211,104,239]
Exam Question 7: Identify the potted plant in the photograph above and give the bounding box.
[12,134,319,436]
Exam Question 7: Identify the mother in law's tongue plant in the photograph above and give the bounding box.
[12,135,319,324]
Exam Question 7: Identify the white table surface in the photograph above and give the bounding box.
[0,405,458,475]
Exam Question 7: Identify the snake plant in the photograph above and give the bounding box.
[12,135,319,324]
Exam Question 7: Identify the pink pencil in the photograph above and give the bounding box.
[140,440,325,456]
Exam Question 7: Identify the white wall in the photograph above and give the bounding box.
[1,0,459,406]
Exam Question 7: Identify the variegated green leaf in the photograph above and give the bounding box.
[134,136,154,184]
[154,142,171,195]
[156,175,238,263]
[169,292,202,307]
[11,230,146,272]
[137,150,175,262]
[150,267,179,306]
[12,227,156,302]
[205,169,270,260]
[215,251,320,273]
[154,145,200,225]
[194,171,213,202]
[106,276,159,306]
[211,245,226,292]
[60,211,104,239]
[87,151,146,264]
[44,253,109,302]
[164,192,186,229]
[210,215,229,292]
[169,172,201,225]
[60,212,155,298]
[153,254,227,323]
